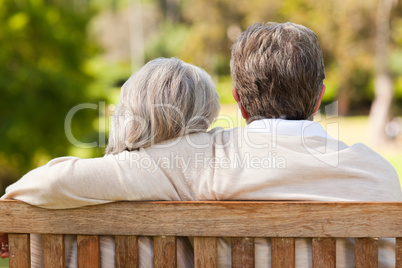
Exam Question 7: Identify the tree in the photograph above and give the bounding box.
[368,0,397,146]
[0,0,101,190]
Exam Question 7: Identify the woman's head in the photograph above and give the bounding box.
[106,58,220,154]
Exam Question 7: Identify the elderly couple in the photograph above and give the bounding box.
[2,22,402,267]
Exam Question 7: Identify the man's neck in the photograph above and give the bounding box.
[246,116,313,125]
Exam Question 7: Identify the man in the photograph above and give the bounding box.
[3,22,401,267]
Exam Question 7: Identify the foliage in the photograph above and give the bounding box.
[166,0,402,114]
[0,0,101,179]
[2,0,402,190]
[90,0,402,114]
[145,22,190,61]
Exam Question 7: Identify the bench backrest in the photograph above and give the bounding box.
[0,200,401,268]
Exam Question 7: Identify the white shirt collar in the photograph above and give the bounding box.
[245,118,335,140]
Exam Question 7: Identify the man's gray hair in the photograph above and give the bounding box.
[106,58,220,154]
[230,22,325,120]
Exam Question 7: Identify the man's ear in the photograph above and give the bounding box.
[314,84,326,116]
[232,88,250,121]
[232,88,240,102]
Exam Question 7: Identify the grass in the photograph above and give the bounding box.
[0,258,7,267]
[215,76,236,104]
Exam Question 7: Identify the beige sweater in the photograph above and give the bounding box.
[3,119,401,267]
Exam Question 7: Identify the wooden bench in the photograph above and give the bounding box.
[0,200,401,267]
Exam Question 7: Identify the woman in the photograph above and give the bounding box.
[106,57,220,154]
[2,57,220,267]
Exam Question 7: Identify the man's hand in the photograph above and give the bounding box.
[0,233,9,258]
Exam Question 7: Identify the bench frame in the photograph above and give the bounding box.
[0,200,401,267]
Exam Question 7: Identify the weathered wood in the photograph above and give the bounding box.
[396,237,401,268]
[194,237,217,268]
[78,235,100,268]
[42,234,65,268]
[9,234,30,268]
[0,201,401,237]
[312,238,336,268]
[154,236,176,268]
[271,238,295,268]
[231,237,254,268]
[355,238,379,268]
[116,235,138,268]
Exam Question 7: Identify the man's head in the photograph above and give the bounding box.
[230,22,326,121]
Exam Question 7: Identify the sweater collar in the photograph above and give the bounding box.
[245,119,335,140]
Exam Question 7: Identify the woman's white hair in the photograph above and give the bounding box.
[106,58,220,154]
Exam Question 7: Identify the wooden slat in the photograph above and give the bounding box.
[0,201,402,237]
[312,238,336,268]
[115,235,138,268]
[78,235,100,268]
[231,237,254,268]
[355,238,378,268]
[42,234,64,268]
[271,237,295,268]
[154,236,176,268]
[9,234,30,268]
[396,238,401,268]
[194,237,217,268]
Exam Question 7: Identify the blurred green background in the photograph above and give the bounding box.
[0,0,402,266]
[1,0,402,195]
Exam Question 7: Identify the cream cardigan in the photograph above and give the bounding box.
[3,119,401,267]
